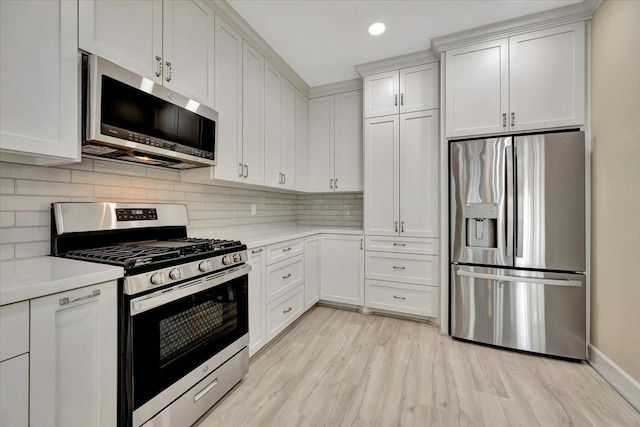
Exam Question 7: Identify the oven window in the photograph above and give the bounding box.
[129,274,248,409]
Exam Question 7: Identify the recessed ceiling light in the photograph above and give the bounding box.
[368,22,386,36]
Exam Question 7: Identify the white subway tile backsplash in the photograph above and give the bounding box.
[94,185,147,200]
[0,244,15,261]
[16,180,93,197]
[72,170,132,187]
[15,212,49,227]
[0,179,14,194]
[147,167,181,181]
[0,162,71,182]
[0,226,49,244]
[146,189,186,201]
[0,195,72,212]
[15,241,50,258]
[93,159,148,177]
[0,212,15,228]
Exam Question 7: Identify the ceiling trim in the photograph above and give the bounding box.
[308,79,363,99]
[355,50,439,77]
[206,0,311,96]
[431,0,602,54]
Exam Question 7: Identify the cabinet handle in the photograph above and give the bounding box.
[283,173,286,185]
[251,248,263,254]
[360,239,364,250]
[393,243,406,247]
[393,295,407,300]
[394,94,398,106]
[282,247,292,252]
[400,93,404,106]
[393,266,406,270]
[502,113,507,128]
[244,164,248,178]
[155,56,162,77]
[330,178,333,189]
[165,61,172,82]
[283,273,292,280]
[511,112,515,127]
[401,221,405,233]
[395,221,398,232]
[59,289,101,306]
[238,163,244,178]
[283,307,292,314]
[334,178,338,189]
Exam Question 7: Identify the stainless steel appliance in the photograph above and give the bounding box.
[450,131,586,359]
[82,54,218,169]
[51,203,249,427]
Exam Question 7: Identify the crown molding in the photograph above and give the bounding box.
[308,78,363,99]
[355,50,439,77]
[205,0,310,97]
[431,0,602,54]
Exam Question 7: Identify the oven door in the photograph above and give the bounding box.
[127,264,249,417]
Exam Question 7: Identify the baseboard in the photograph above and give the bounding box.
[588,344,640,412]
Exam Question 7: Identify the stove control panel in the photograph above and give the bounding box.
[116,208,158,221]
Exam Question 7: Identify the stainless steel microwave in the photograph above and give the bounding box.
[82,54,218,169]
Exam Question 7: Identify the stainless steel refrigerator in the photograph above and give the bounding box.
[449,131,586,360]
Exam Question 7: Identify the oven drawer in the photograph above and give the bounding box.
[365,236,438,255]
[365,252,438,286]
[0,301,29,362]
[266,239,304,265]
[265,255,304,304]
[266,286,304,342]
[366,280,439,317]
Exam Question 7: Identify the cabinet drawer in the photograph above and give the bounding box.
[365,252,438,286]
[266,238,304,265]
[366,280,439,317]
[0,353,29,427]
[265,254,304,304]
[0,301,29,362]
[365,236,438,255]
[266,285,304,342]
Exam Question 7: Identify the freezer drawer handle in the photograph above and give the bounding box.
[193,378,218,403]
[456,270,582,287]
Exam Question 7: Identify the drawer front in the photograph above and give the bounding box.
[266,238,304,265]
[366,280,439,317]
[266,286,304,342]
[265,255,304,304]
[365,236,438,255]
[365,252,438,286]
[0,353,29,427]
[0,301,29,362]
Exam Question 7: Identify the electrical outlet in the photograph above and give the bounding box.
[251,204,257,216]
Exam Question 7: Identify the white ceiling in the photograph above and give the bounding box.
[227,0,583,87]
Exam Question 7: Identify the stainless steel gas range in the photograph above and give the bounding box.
[51,202,249,427]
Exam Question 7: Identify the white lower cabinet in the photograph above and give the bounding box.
[30,281,117,427]
[248,247,266,357]
[304,235,320,309]
[365,252,438,286]
[320,234,364,306]
[365,280,439,318]
[266,285,304,342]
[265,254,304,304]
[0,353,29,427]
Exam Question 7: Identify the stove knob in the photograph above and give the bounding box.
[222,255,232,265]
[150,272,165,286]
[233,253,241,262]
[169,268,182,280]
[198,260,212,272]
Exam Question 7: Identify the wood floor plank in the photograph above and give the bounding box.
[197,306,640,427]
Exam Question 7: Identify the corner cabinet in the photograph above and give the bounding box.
[445,22,585,138]
[30,281,117,427]
[320,234,364,306]
[0,0,80,165]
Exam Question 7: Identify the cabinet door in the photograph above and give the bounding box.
[364,116,400,236]
[79,0,162,83]
[1,0,79,164]
[364,71,399,118]
[248,247,266,357]
[334,90,363,192]
[242,41,265,185]
[30,281,117,427]
[264,62,282,188]
[509,22,585,132]
[295,90,310,191]
[281,78,297,189]
[162,0,215,107]
[0,354,28,427]
[399,63,439,114]
[400,110,439,238]
[308,96,335,192]
[320,235,364,305]
[445,39,509,138]
[214,17,243,182]
[304,235,320,309]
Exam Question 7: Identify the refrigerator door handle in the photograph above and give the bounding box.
[505,144,514,259]
[456,270,582,287]
[515,144,524,258]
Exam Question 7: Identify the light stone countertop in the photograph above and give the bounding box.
[0,256,124,306]
[189,226,363,249]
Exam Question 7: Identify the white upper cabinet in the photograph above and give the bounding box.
[364,64,438,118]
[445,22,585,138]
[264,62,282,188]
[79,0,215,108]
[0,0,80,165]
[295,90,310,191]
[241,41,265,185]
[281,79,297,190]
[307,91,363,192]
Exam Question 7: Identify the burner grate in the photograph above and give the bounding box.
[65,244,180,268]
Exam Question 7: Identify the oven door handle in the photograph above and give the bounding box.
[130,263,251,316]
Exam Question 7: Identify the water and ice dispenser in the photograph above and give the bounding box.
[465,203,498,248]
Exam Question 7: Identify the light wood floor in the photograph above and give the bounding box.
[198,306,640,427]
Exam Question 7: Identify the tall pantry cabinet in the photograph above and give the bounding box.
[362,62,440,319]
